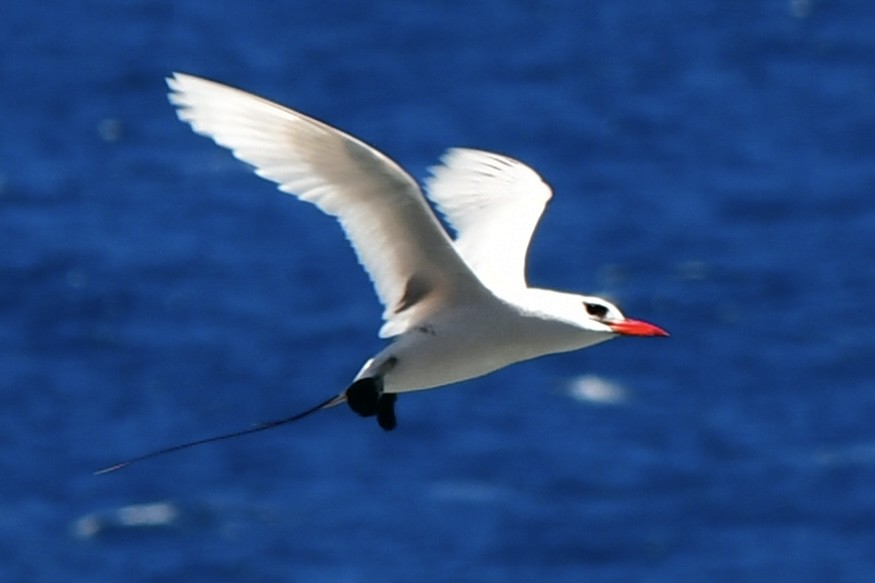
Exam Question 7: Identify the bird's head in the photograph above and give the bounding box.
[577,296,669,338]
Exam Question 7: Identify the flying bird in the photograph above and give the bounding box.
[97,73,667,473]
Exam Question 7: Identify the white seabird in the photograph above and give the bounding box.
[96,73,667,473]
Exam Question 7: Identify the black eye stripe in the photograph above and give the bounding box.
[584,302,609,318]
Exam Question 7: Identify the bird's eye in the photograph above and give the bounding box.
[584,302,609,319]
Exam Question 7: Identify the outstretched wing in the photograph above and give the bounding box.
[424,148,552,295]
[167,73,486,338]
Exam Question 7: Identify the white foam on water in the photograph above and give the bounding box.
[566,374,629,406]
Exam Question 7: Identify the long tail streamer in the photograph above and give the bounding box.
[95,394,344,475]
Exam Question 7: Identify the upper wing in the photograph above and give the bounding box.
[167,73,486,338]
[424,148,552,295]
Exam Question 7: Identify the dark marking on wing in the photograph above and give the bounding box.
[395,274,433,314]
[415,324,437,336]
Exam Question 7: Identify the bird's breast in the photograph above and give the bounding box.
[369,301,607,394]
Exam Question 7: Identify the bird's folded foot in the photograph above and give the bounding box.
[346,377,381,417]
[376,393,397,431]
[345,377,398,431]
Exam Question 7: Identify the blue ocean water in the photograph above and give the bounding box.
[2,0,875,580]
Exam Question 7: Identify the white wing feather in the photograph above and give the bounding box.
[425,148,552,295]
[167,73,486,338]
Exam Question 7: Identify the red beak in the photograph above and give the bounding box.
[609,319,669,337]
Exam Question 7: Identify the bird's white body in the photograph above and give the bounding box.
[358,288,614,393]
[166,73,667,422]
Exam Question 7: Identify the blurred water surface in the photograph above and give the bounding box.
[2,1,875,581]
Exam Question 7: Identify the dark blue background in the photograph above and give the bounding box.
[3,1,875,581]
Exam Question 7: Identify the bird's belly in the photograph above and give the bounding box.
[363,305,608,394]
[381,335,517,393]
